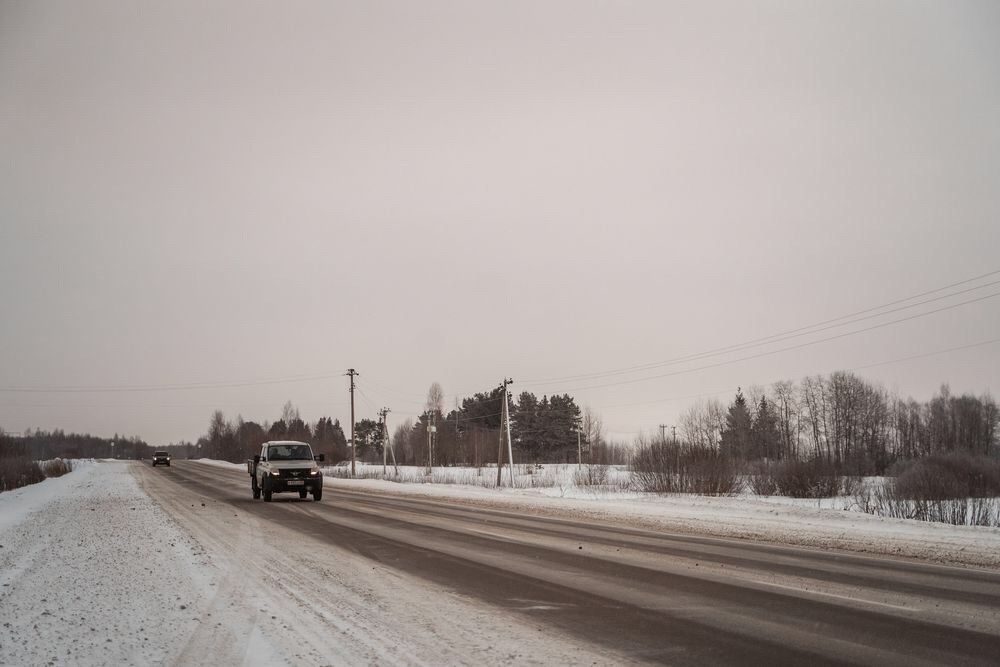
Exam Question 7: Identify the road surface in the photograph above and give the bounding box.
[136,460,1000,666]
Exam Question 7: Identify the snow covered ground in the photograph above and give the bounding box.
[198,460,1000,569]
[0,461,628,666]
[0,460,228,666]
[4,458,998,667]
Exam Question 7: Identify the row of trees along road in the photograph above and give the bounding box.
[183,402,350,463]
[387,385,607,466]
[185,384,613,466]
[681,373,998,475]
[0,430,149,460]
[182,373,994,472]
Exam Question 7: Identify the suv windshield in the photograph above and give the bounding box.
[267,444,312,461]
[154,452,168,456]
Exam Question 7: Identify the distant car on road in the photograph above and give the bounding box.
[152,451,171,467]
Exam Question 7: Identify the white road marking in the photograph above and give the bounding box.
[754,580,920,612]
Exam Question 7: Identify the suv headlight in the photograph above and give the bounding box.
[270,470,280,476]
[309,467,321,476]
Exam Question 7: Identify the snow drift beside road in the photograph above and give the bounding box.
[0,460,241,666]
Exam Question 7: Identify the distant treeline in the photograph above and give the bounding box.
[178,402,352,463]
[388,385,623,466]
[188,373,997,471]
[0,432,87,492]
[0,429,149,460]
[188,387,628,466]
[675,373,998,474]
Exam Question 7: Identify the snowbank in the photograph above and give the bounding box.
[0,460,232,665]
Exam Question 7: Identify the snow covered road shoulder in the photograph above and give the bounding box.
[0,461,223,666]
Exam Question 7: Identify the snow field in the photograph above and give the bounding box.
[0,461,221,666]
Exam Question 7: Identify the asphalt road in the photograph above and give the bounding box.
[136,460,1000,666]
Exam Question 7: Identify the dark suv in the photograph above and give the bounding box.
[152,451,171,467]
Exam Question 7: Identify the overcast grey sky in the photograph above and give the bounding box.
[1,1,998,445]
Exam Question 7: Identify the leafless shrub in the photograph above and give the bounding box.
[892,453,1000,501]
[747,462,778,496]
[323,467,383,480]
[615,477,635,493]
[630,441,677,493]
[0,440,45,492]
[854,475,1000,527]
[841,474,863,498]
[574,465,609,487]
[773,459,841,498]
[41,458,73,478]
[630,441,740,496]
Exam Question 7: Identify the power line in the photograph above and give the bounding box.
[537,291,1000,394]
[337,283,999,410]
[0,370,346,394]
[354,384,380,412]
[355,377,429,407]
[353,272,1000,408]
[521,272,1000,386]
[0,396,352,411]
[592,336,1000,411]
[849,337,1000,373]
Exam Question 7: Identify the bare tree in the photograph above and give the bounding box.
[581,406,604,461]
[679,398,726,450]
[425,382,444,415]
[281,400,301,425]
[772,380,800,460]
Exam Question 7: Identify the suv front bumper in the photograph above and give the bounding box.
[265,477,322,493]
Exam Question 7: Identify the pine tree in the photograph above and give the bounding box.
[268,419,288,439]
[720,389,752,460]
[750,395,781,460]
[513,392,541,460]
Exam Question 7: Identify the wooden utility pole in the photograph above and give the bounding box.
[659,424,668,444]
[378,407,398,478]
[347,368,358,477]
[496,411,504,487]
[379,407,388,476]
[426,411,437,476]
[496,378,515,487]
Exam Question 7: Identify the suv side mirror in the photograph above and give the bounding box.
[315,454,325,462]
[253,455,260,463]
